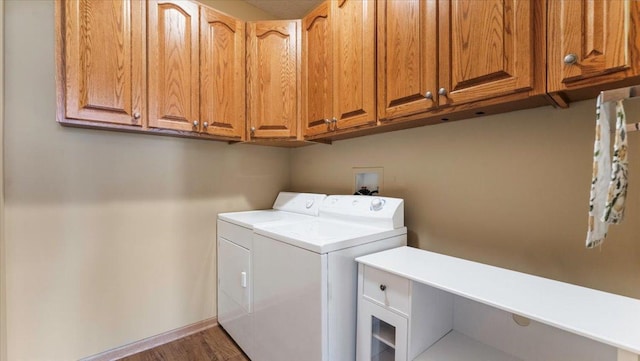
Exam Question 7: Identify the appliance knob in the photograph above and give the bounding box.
[305,199,314,209]
[370,198,384,211]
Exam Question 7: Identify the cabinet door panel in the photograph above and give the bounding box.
[333,0,376,130]
[547,0,632,91]
[247,21,300,139]
[65,0,145,126]
[303,2,333,137]
[377,0,437,120]
[148,0,199,132]
[200,7,245,139]
[439,0,533,105]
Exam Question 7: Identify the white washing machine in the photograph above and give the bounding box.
[217,192,327,359]
[252,195,407,361]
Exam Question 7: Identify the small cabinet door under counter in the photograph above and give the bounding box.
[356,246,640,361]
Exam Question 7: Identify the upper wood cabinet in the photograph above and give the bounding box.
[547,0,640,94]
[200,7,245,140]
[438,0,535,106]
[302,2,333,138]
[247,20,301,140]
[147,1,245,139]
[63,0,145,126]
[332,0,376,130]
[377,0,541,122]
[377,0,437,120]
[148,0,200,132]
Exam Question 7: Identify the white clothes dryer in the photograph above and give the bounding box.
[216,192,327,359]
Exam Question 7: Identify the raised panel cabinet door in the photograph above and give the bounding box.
[303,2,333,138]
[148,0,200,132]
[547,0,639,92]
[200,7,245,140]
[332,0,376,131]
[64,0,145,126]
[438,0,534,106]
[247,21,301,139]
[377,0,437,121]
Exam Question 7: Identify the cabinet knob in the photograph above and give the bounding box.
[563,53,578,65]
[324,119,331,125]
[193,120,199,127]
[379,284,387,291]
[250,126,256,135]
[425,91,433,100]
[332,117,338,123]
[438,88,447,96]
[203,121,209,128]
[133,112,141,121]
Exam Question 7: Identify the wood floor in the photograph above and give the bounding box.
[119,326,249,361]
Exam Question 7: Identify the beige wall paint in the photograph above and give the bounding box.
[0,1,6,360]
[198,0,278,20]
[4,1,289,360]
[291,100,640,299]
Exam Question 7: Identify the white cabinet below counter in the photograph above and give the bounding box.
[355,246,640,361]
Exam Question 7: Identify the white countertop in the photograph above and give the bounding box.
[356,246,640,354]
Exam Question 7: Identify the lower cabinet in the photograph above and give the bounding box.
[356,254,640,361]
[358,299,408,361]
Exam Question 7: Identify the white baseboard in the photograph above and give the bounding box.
[79,317,218,361]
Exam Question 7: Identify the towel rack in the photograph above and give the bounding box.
[600,85,640,133]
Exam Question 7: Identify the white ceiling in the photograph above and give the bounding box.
[244,0,324,19]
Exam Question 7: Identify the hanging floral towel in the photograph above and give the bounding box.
[603,100,629,224]
[586,98,629,248]
[586,95,612,248]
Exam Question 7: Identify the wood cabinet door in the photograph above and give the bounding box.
[64,0,145,126]
[377,0,437,121]
[438,0,534,106]
[302,2,333,138]
[200,7,245,140]
[332,0,376,130]
[547,0,636,92]
[148,0,200,132]
[247,21,301,139]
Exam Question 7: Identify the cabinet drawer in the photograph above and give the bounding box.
[363,266,410,316]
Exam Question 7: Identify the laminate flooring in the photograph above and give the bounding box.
[119,326,249,361]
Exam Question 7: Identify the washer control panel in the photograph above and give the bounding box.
[319,195,404,229]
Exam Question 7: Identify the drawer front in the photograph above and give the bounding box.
[363,266,410,316]
[217,219,252,250]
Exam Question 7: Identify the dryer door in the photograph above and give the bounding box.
[218,237,252,357]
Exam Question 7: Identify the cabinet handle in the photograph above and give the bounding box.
[438,88,447,96]
[379,284,387,291]
[425,91,433,100]
[133,112,141,121]
[563,53,578,65]
[203,121,209,129]
[193,120,199,127]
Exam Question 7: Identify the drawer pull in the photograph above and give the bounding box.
[380,284,387,291]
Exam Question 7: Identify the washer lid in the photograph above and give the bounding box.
[218,210,315,229]
[254,219,407,254]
